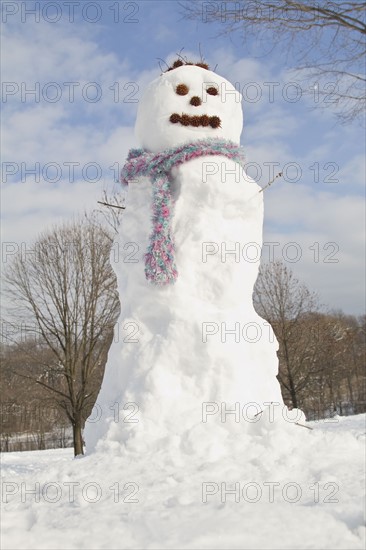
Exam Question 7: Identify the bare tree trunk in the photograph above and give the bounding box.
[288,373,299,409]
[73,414,84,456]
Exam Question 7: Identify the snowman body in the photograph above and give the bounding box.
[85,65,283,455]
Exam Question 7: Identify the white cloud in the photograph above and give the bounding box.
[1,179,101,242]
[2,19,121,83]
[337,153,366,189]
[261,183,365,313]
[1,17,139,229]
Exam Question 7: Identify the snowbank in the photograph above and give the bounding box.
[1,414,365,549]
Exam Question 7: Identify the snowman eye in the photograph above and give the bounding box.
[176,84,189,96]
[206,86,219,96]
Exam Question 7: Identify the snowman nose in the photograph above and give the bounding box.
[190,96,202,107]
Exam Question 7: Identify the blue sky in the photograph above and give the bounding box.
[1,0,365,314]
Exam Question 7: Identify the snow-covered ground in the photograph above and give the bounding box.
[1,413,365,550]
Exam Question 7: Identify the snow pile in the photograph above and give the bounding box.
[84,63,283,457]
[1,414,365,549]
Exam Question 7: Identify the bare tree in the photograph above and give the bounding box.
[253,261,365,417]
[3,215,120,455]
[254,260,320,408]
[0,339,73,451]
[181,1,366,122]
[302,312,366,418]
[327,312,365,413]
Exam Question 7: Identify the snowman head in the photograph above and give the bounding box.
[135,61,243,153]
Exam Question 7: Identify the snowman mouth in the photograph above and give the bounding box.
[170,113,221,129]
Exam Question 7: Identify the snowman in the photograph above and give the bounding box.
[85,59,284,458]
